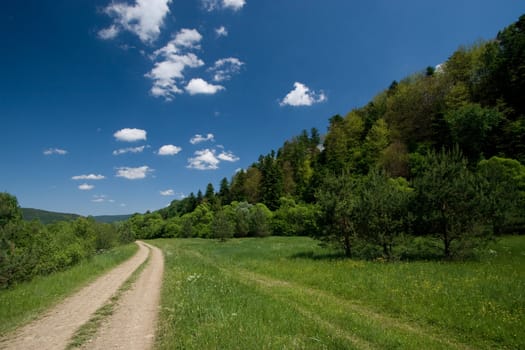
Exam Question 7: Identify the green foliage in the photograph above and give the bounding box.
[412,148,487,258]
[445,103,502,160]
[0,194,125,289]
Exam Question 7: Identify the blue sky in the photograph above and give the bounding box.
[1,1,524,216]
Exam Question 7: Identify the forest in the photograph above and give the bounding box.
[129,14,525,259]
[1,15,524,288]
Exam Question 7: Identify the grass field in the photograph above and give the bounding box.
[151,236,525,349]
[0,243,138,335]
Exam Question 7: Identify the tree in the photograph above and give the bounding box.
[249,203,272,237]
[212,209,234,241]
[0,192,22,229]
[359,172,411,259]
[477,157,525,235]
[412,148,484,258]
[218,177,231,205]
[316,173,360,257]
[445,103,502,161]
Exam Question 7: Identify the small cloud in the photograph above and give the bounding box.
[218,150,239,162]
[114,128,147,142]
[99,0,172,43]
[92,194,107,203]
[279,82,326,107]
[113,145,147,155]
[72,174,105,180]
[160,189,175,196]
[203,0,245,11]
[115,165,153,180]
[158,144,182,155]
[98,25,119,40]
[44,148,68,156]
[185,78,224,95]
[187,148,220,170]
[215,26,228,37]
[210,57,244,82]
[78,183,95,191]
[190,133,214,144]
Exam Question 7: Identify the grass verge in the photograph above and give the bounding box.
[0,243,138,336]
[66,247,150,349]
[150,236,525,349]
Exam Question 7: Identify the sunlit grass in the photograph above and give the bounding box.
[151,236,525,349]
[0,243,138,335]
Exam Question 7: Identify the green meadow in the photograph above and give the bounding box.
[151,236,525,349]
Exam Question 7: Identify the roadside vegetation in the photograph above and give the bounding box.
[0,242,137,335]
[152,236,524,349]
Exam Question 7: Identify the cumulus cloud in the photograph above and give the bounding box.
[115,165,153,180]
[99,0,172,43]
[160,189,175,196]
[279,82,326,107]
[113,145,147,155]
[190,133,214,144]
[158,144,182,155]
[78,183,94,191]
[146,29,205,100]
[185,78,224,95]
[218,150,239,162]
[215,26,228,37]
[187,149,220,170]
[114,128,147,142]
[43,148,68,156]
[72,174,105,180]
[209,57,244,82]
[203,0,245,11]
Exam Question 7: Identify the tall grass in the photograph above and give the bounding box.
[151,236,525,349]
[0,243,138,335]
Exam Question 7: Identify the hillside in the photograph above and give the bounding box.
[21,208,131,224]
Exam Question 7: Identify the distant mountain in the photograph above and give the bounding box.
[21,208,132,225]
[22,208,80,224]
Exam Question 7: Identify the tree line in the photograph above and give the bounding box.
[0,193,134,288]
[130,15,525,259]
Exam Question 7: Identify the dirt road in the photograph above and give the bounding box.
[0,241,164,350]
[82,242,164,349]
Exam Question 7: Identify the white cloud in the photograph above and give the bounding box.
[173,28,202,49]
[158,144,182,155]
[190,133,215,144]
[223,0,246,11]
[203,0,245,11]
[78,183,95,191]
[98,25,119,40]
[215,26,228,37]
[99,0,172,43]
[146,29,205,100]
[72,174,105,180]
[92,195,107,203]
[187,149,220,170]
[279,82,327,107]
[185,78,224,95]
[218,150,239,162]
[43,148,68,156]
[115,166,153,180]
[160,189,175,196]
[114,128,147,142]
[210,57,244,82]
[113,145,147,155]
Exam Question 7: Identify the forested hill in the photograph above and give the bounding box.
[21,208,131,225]
[128,15,525,259]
